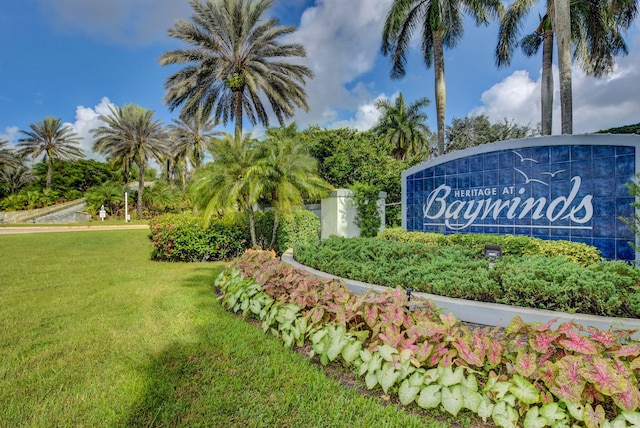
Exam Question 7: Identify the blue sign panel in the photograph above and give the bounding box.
[402,135,640,260]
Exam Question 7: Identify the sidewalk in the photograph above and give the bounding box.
[0,225,149,234]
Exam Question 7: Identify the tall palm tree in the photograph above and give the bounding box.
[168,107,222,187]
[190,133,261,246]
[497,0,635,134]
[159,0,314,142]
[372,93,433,161]
[17,117,84,189]
[92,104,170,217]
[250,126,331,247]
[381,0,502,156]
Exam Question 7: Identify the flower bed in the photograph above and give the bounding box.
[216,250,640,428]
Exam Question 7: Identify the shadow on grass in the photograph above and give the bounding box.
[121,337,222,427]
[118,265,464,428]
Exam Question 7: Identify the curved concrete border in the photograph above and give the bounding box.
[281,249,640,337]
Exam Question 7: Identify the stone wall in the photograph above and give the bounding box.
[0,199,88,223]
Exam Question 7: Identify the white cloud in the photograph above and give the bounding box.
[0,126,20,146]
[329,98,382,131]
[470,70,542,130]
[287,0,393,128]
[471,48,640,134]
[64,97,116,160]
[39,0,192,46]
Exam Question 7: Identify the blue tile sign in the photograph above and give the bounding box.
[402,135,640,260]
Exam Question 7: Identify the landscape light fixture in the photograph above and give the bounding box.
[484,244,503,261]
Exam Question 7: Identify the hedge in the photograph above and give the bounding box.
[378,228,602,266]
[149,210,321,262]
[293,236,640,318]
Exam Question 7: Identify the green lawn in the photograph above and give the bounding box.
[0,230,446,427]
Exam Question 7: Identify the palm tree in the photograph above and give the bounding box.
[372,93,433,161]
[159,0,314,142]
[168,107,222,187]
[92,104,170,217]
[190,133,261,246]
[0,139,20,170]
[381,0,502,156]
[497,0,635,134]
[17,117,84,189]
[0,165,36,194]
[84,181,126,216]
[250,126,331,247]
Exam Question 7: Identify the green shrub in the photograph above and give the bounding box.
[493,257,640,317]
[351,182,381,238]
[150,210,321,261]
[294,237,500,301]
[378,228,601,266]
[294,236,640,318]
[149,214,247,262]
[253,210,320,255]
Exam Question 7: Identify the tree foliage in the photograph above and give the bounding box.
[17,117,84,190]
[299,126,414,226]
[32,159,119,196]
[250,125,331,247]
[190,133,261,245]
[92,104,170,217]
[373,93,435,160]
[381,0,502,155]
[160,0,314,142]
[597,122,640,134]
[445,114,537,153]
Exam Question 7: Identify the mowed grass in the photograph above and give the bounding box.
[0,229,445,427]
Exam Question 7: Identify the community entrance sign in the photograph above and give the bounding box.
[402,135,640,261]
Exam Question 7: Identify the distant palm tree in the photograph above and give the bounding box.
[0,165,36,194]
[381,0,502,156]
[373,94,432,161]
[92,104,170,217]
[159,0,314,142]
[0,139,20,170]
[168,107,222,187]
[250,126,331,247]
[85,181,126,216]
[17,117,84,189]
[190,133,260,245]
[142,181,185,214]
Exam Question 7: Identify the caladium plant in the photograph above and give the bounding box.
[219,250,640,427]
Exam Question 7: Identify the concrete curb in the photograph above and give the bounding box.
[281,249,640,336]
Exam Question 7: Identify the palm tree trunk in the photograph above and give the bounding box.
[137,159,145,217]
[270,210,280,249]
[433,32,446,156]
[46,158,53,190]
[541,29,554,135]
[554,0,573,134]
[234,90,243,142]
[248,207,257,247]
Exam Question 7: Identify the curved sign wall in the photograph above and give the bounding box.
[402,135,640,261]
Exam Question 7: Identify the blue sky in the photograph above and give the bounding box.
[1,0,639,158]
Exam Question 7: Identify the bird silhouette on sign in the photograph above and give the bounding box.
[512,151,538,163]
[541,169,566,178]
[515,168,548,185]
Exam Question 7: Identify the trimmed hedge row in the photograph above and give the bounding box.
[149,210,320,262]
[378,228,602,266]
[293,236,640,318]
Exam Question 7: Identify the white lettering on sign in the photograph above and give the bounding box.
[423,176,593,231]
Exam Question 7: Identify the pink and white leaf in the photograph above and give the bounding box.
[558,331,599,355]
[515,352,537,378]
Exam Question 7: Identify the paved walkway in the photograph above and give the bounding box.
[0,225,149,234]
